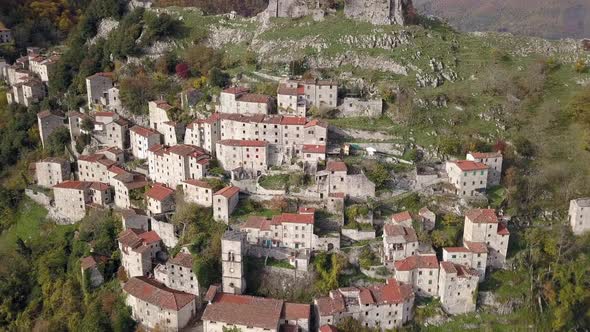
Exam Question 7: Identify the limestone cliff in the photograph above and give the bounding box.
[344,0,414,26]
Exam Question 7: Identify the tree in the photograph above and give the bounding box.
[119,74,154,115]
[81,117,94,132]
[208,67,229,88]
[175,63,190,79]
[366,163,389,189]
[45,127,71,156]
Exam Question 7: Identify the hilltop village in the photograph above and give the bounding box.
[1,0,590,331]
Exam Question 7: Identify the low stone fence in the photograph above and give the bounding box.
[25,189,52,208]
[342,228,376,241]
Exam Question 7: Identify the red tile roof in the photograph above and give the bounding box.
[214,186,240,198]
[152,100,173,110]
[272,213,314,225]
[202,293,283,330]
[223,87,249,94]
[394,254,439,271]
[123,277,196,311]
[326,161,347,172]
[497,222,510,235]
[242,216,272,231]
[383,224,418,242]
[277,84,299,96]
[319,325,338,332]
[94,111,114,117]
[168,144,205,156]
[280,116,306,126]
[298,207,316,214]
[469,151,502,159]
[118,228,161,248]
[90,182,110,191]
[302,144,326,154]
[329,192,345,198]
[392,211,412,224]
[451,160,488,171]
[304,119,328,128]
[440,262,479,277]
[130,125,159,138]
[183,179,213,189]
[218,139,267,147]
[88,72,113,80]
[443,246,472,253]
[37,110,63,119]
[54,180,90,190]
[170,252,193,269]
[237,93,271,104]
[80,256,98,270]
[146,184,174,201]
[282,302,310,320]
[464,241,488,253]
[465,209,498,224]
[204,285,220,302]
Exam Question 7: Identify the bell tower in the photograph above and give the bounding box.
[221,230,246,294]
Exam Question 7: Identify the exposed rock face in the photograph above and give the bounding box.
[344,0,414,26]
[264,0,317,18]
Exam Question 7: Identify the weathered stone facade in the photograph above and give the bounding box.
[569,198,590,235]
[344,0,414,26]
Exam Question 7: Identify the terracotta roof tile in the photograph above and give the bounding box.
[451,160,488,171]
[146,184,174,201]
[326,161,347,172]
[53,180,91,190]
[391,211,412,224]
[464,241,488,253]
[302,144,326,154]
[223,87,249,94]
[214,186,240,198]
[282,302,310,320]
[170,252,193,269]
[202,293,283,330]
[272,213,314,225]
[183,179,213,189]
[465,209,498,223]
[123,277,196,311]
[130,125,159,138]
[497,222,510,235]
[237,93,271,104]
[383,224,418,242]
[394,254,439,271]
[469,151,502,159]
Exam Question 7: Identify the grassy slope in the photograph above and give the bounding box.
[0,198,48,252]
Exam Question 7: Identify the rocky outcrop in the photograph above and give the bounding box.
[344,0,414,26]
[264,0,318,18]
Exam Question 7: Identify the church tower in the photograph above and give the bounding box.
[221,230,246,294]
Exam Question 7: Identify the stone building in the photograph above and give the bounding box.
[240,211,315,252]
[339,97,383,118]
[0,25,12,44]
[184,114,221,154]
[182,179,214,207]
[80,255,107,287]
[8,79,45,106]
[418,207,436,231]
[118,228,162,277]
[315,161,376,200]
[277,82,306,116]
[302,144,327,169]
[151,218,180,249]
[278,79,337,112]
[462,209,509,268]
[120,209,150,231]
[216,139,268,176]
[29,54,59,83]
[148,100,173,131]
[77,153,117,184]
[35,157,70,188]
[130,125,161,160]
[124,276,197,331]
[213,186,240,223]
[438,262,479,315]
[160,121,185,145]
[103,117,130,150]
[110,168,148,209]
[442,243,488,282]
[53,180,111,222]
[568,198,590,235]
[466,151,503,186]
[222,230,246,295]
[219,87,272,115]
[314,279,415,329]
[154,248,200,296]
[393,253,439,297]
[445,160,488,197]
[145,183,175,216]
[147,144,210,188]
[202,287,311,332]
[382,224,418,266]
[86,72,114,107]
[391,210,413,227]
[344,0,414,26]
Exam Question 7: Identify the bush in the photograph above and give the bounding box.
[45,127,71,156]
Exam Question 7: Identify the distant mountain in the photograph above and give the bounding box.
[413,0,590,39]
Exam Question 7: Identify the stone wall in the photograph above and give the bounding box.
[341,228,376,241]
[264,0,315,18]
[344,0,413,26]
[338,97,383,118]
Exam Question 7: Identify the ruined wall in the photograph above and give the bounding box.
[344,0,413,25]
[265,0,316,18]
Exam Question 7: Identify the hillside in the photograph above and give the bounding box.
[414,0,590,39]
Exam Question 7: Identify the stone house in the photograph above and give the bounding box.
[80,255,107,287]
[77,153,117,184]
[326,192,345,217]
[118,228,162,277]
[151,218,180,248]
[279,79,338,111]
[339,97,383,118]
[315,161,376,201]
[120,209,150,231]
[202,288,310,332]
[466,151,503,186]
[393,253,439,297]
[418,207,436,231]
[130,125,161,160]
[302,144,327,170]
[86,72,114,107]
[240,211,315,252]
[146,183,175,216]
[216,139,268,176]
[53,180,112,222]
[35,157,71,188]
[568,198,590,235]
[462,209,509,269]
[29,54,59,83]
[438,262,479,315]
[10,79,45,106]
[277,82,306,116]
[160,121,185,145]
[96,146,125,164]
[314,279,415,330]
[123,276,197,331]
[213,186,240,223]
[219,87,272,115]
[442,243,488,282]
[0,25,12,44]
[147,144,210,188]
[445,160,488,197]
[5,67,31,86]
[391,211,413,227]
[111,168,148,209]
[103,117,130,149]
[67,111,93,140]
[382,224,418,266]
[148,100,173,131]
[184,114,221,155]
[182,179,214,207]
[154,248,199,296]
